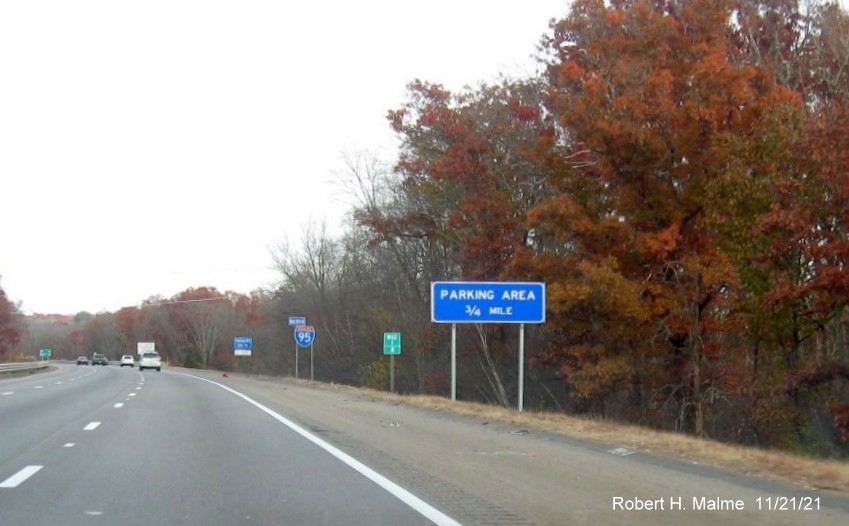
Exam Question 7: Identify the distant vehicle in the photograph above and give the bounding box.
[120,355,135,367]
[76,356,89,365]
[92,353,108,366]
[139,352,161,372]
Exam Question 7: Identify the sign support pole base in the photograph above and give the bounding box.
[519,323,525,412]
[451,323,457,401]
[390,354,395,393]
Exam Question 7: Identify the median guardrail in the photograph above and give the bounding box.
[0,362,52,374]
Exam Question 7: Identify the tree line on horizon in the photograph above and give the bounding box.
[2,0,849,455]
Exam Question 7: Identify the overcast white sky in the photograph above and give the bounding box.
[0,1,569,315]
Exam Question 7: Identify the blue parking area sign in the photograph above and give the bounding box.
[431,282,545,324]
[234,337,253,350]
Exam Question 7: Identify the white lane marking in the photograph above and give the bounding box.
[1,391,13,396]
[64,443,75,448]
[54,381,63,385]
[0,465,44,488]
[128,393,136,397]
[83,422,101,431]
[34,386,44,389]
[184,374,461,526]
[113,403,124,408]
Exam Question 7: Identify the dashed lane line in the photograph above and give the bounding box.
[1,373,133,491]
[0,465,44,488]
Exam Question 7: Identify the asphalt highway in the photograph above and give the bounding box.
[0,365,450,525]
[3,364,849,525]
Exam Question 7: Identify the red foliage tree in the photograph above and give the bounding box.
[528,0,800,432]
[383,78,555,280]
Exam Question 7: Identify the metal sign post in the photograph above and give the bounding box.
[289,317,306,378]
[294,325,316,381]
[431,282,545,410]
[451,324,457,401]
[518,323,525,412]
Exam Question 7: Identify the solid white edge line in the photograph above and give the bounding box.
[183,373,462,526]
[0,465,43,488]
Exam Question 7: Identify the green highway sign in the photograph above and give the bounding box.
[383,332,401,355]
[39,349,52,358]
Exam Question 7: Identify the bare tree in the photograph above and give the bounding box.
[84,313,123,358]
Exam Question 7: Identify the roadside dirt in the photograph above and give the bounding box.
[390,393,849,494]
[180,369,849,526]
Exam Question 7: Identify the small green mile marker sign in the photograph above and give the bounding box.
[383,332,401,355]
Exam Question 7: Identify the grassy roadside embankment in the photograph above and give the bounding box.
[278,376,849,494]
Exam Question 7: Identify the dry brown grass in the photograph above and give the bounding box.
[309,381,849,494]
[233,372,849,493]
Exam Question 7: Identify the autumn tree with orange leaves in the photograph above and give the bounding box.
[371,78,559,405]
[524,0,802,434]
[350,0,849,445]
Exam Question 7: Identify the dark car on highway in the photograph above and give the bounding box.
[92,353,108,366]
